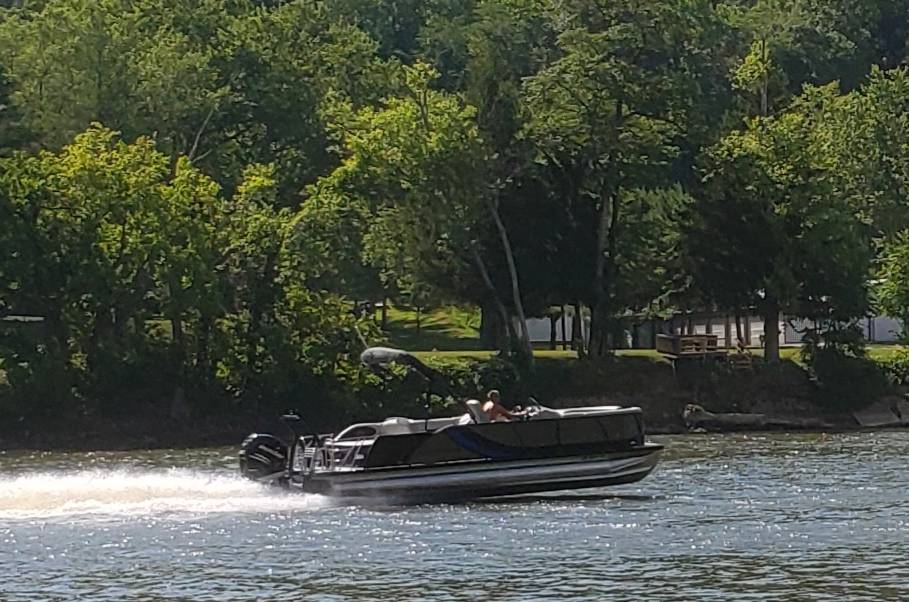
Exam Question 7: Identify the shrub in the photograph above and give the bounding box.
[808,348,889,410]
[878,347,909,387]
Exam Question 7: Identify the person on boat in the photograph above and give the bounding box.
[482,389,523,422]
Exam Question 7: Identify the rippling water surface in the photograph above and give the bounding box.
[2,432,909,601]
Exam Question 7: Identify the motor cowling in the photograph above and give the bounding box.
[238,433,289,485]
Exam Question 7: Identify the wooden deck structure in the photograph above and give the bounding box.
[655,334,724,358]
[656,334,753,371]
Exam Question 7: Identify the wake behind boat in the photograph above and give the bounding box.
[238,347,662,503]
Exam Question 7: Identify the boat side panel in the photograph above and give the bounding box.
[306,446,661,501]
[365,412,645,468]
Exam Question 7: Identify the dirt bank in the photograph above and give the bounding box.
[1,356,902,451]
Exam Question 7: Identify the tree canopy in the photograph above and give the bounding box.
[2,0,909,424]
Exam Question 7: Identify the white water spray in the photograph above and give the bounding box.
[0,469,328,519]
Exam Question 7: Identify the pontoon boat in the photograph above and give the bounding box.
[238,348,663,503]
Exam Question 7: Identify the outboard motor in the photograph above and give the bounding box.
[238,433,289,486]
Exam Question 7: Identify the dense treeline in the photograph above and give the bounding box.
[3,0,909,428]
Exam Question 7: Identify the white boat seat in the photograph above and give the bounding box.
[556,405,622,417]
[335,422,380,440]
[379,417,417,435]
[465,400,489,423]
[526,405,625,420]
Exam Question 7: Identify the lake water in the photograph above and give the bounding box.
[2,432,908,601]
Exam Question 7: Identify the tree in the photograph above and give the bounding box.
[523,0,729,357]
[319,63,535,364]
[820,68,909,237]
[0,125,223,411]
[0,0,226,155]
[878,231,909,331]
[216,0,395,197]
[726,0,807,117]
[690,88,871,362]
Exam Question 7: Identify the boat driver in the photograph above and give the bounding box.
[482,389,524,422]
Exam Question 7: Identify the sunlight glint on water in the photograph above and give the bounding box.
[2,432,909,601]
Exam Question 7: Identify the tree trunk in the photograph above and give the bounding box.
[588,188,619,357]
[480,302,507,351]
[197,313,212,377]
[572,303,587,358]
[763,302,781,363]
[169,310,189,417]
[486,198,533,366]
[479,303,491,348]
[560,305,568,351]
[588,194,613,358]
[549,315,557,350]
[588,100,624,358]
[470,243,522,357]
[381,296,388,330]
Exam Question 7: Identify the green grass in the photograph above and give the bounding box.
[866,344,905,361]
[756,344,904,365]
[383,305,665,360]
[384,305,909,360]
[412,349,582,361]
[411,348,673,365]
[383,305,483,351]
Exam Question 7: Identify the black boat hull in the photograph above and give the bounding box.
[299,443,662,503]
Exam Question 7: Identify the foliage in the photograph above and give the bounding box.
[797,324,889,410]
[688,87,873,361]
[877,347,909,387]
[805,349,889,411]
[521,0,731,355]
[2,0,909,433]
[878,230,909,328]
[0,126,371,424]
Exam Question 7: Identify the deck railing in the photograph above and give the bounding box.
[655,334,720,357]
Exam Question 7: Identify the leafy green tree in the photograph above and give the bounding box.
[0,66,33,155]
[819,68,909,237]
[319,63,535,363]
[878,232,909,332]
[0,125,223,412]
[327,0,430,60]
[216,1,394,198]
[523,0,729,356]
[0,0,226,153]
[725,0,807,117]
[691,89,871,361]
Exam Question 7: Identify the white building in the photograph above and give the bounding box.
[525,312,904,348]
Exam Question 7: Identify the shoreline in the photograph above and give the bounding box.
[2,406,906,453]
[3,353,906,453]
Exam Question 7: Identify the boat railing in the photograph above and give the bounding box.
[296,436,373,474]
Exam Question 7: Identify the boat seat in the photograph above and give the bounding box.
[557,406,622,417]
[465,399,489,423]
[334,423,380,440]
[379,417,417,435]
[527,405,624,420]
